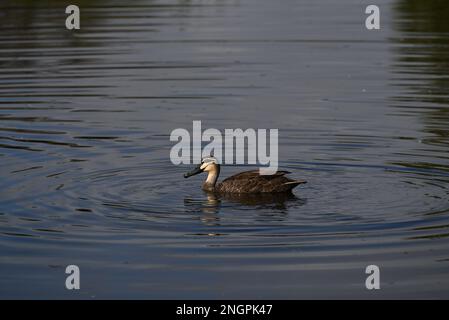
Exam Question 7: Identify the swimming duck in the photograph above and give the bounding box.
[184,157,306,193]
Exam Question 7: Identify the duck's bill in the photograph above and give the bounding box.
[184,165,203,178]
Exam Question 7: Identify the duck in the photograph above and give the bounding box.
[184,156,306,193]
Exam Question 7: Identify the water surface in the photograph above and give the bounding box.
[1,0,449,298]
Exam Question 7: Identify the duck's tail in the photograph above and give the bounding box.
[283,180,307,191]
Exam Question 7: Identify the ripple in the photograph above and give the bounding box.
[43,160,449,241]
[1,0,449,299]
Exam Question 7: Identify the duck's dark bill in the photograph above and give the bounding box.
[184,165,203,178]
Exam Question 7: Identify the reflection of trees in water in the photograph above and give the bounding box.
[0,0,116,70]
[0,0,195,68]
[0,1,111,43]
[392,0,449,151]
[0,0,197,41]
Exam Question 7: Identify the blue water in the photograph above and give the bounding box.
[1,0,449,298]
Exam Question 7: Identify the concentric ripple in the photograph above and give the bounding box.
[1,0,449,299]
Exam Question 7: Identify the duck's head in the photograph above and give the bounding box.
[184,156,219,178]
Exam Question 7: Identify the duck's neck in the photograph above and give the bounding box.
[202,165,220,192]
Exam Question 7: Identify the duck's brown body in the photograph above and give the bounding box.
[203,170,306,193]
[185,157,306,194]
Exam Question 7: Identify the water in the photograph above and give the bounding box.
[1,0,449,299]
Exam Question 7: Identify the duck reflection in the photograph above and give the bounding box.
[184,192,306,226]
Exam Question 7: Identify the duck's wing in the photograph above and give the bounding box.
[218,170,305,193]
[221,170,291,182]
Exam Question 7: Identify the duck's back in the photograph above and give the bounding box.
[216,170,306,193]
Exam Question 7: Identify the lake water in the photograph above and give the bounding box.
[1,0,449,299]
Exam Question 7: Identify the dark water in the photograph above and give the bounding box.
[1,0,449,299]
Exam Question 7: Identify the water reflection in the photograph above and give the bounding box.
[184,192,305,225]
[0,0,117,54]
[390,0,449,238]
[2,0,449,299]
[392,0,449,151]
